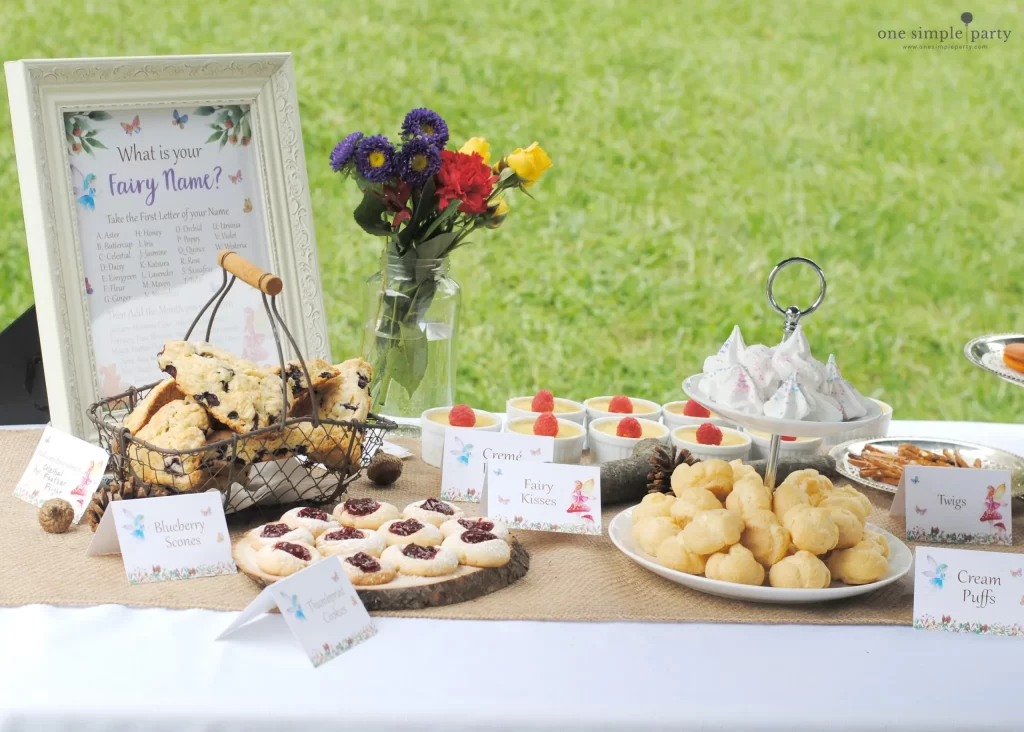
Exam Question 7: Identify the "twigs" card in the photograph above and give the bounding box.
[13,427,109,522]
[440,428,553,502]
[483,459,601,535]
[891,465,1012,545]
[913,546,1024,639]
[86,492,236,584]
[218,557,376,667]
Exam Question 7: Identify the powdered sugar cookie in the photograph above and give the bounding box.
[401,497,464,527]
[281,506,339,537]
[440,517,510,542]
[316,526,386,558]
[381,543,459,577]
[442,529,512,568]
[333,497,400,530]
[256,541,320,577]
[378,518,444,547]
[341,552,396,586]
[247,522,314,550]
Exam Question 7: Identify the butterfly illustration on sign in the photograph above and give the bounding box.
[75,171,97,210]
[121,115,141,135]
[498,496,510,505]
[915,506,927,515]
[242,198,253,213]
[121,508,145,541]
[201,507,212,517]
[171,109,189,129]
[1012,568,1022,578]
[216,533,224,543]
[921,554,947,590]
[229,169,242,184]
[450,436,473,466]
[331,571,339,583]
[567,478,595,515]
[979,483,1006,523]
[530,448,542,456]
[492,467,503,477]
[280,593,306,621]
[911,476,920,484]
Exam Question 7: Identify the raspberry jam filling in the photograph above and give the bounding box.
[345,552,382,573]
[324,527,364,541]
[296,507,329,521]
[402,544,439,560]
[389,519,424,536]
[274,542,311,561]
[459,518,494,532]
[344,498,380,516]
[260,523,291,538]
[461,529,498,544]
[420,497,454,515]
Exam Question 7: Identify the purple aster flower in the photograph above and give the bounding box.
[401,108,449,148]
[398,137,442,187]
[329,132,362,172]
[354,135,397,183]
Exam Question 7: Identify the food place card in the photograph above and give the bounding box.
[482,459,602,535]
[913,546,1024,639]
[891,465,1012,545]
[87,492,235,584]
[13,427,109,522]
[218,557,376,668]
[440,428,554,502]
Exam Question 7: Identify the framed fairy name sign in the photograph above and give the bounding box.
[5,54,329,439]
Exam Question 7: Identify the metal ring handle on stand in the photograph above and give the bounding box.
[763,256,828,491]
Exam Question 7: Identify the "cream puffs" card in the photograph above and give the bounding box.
[913,546,1024,639]
[218,556,377,667]
[13,427,109,522]
[86,492,236,584]
[482,459,601,535]
[440,428,554,502]
[891,465,1012,545]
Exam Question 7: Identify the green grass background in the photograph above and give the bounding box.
[1,1,1022,421]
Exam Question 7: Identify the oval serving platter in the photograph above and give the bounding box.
[964,333,1024,388]
[830,437,1024,498]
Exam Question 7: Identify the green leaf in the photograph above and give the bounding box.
[206,131,223,143]
[85,129,97,137]
[240,118,251,141]
[383,323,429,394]
[499,167,517,183]
[411,177,437,231]
[420,201,461,240]
[353,190,392,236]
[63,115,75,135]
[414,232,458,261]
[229,105,246,120]
[193,106,216,116]
[89,138,107,150]
[65,132,75,145]
[87,111,113,120]
[220,133,228,148]
[216,109,231,124]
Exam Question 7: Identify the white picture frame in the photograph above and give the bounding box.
[5,53,329,440]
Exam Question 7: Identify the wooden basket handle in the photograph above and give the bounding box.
[217,250,283,296]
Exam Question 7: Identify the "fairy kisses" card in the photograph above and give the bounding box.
[482,459,601,535]
[891,465,1012,545]
[440,428,554,502]
[913,546,1024,639]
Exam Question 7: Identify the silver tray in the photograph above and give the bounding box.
[830,437,1024,498]
[964,333,1024,387]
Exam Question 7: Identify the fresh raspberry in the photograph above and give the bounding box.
[695,423,723,446]
[531,389,555,412]
[607,395,633,413]
[533,412,559,437]
[448,405,476,427]
[682,399,711,418]
[616,417,643,438]
[780,435,797,442]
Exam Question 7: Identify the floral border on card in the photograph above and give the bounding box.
[507,518,601,535]
[309,624,377,667]
[914,614,1024,638]
[127,560,237,585]
[440,487,480,503]
[907,527,1011,546]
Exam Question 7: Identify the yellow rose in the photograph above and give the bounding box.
[493,198,510,216]
[486,197,509,229]
[505,142,551,187]
[459,137,490,165]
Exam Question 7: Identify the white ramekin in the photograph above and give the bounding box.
[821,399,894,450]
[584,396,662,423]
[420,407,501,468]
[670,425,752,462]
[506,417,586,464]
[661,401,736,431]
[505,396,586,426]
[588,416,670,464]
[745,431,823,461]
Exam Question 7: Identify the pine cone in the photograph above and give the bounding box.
[85,475,171,531]
[646,445,700,494]
[366,452,403,486]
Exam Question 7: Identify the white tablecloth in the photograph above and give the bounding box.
[1,420,1022,732]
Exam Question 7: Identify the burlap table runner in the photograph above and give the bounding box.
[2,428,1022,623]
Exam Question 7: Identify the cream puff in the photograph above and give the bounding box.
[333,497,400,530]
[401,498,464,527]
[382,543,459,577]
[440,517,510,543]
[705,544,765,586]
[680,509,743,555]
[378,518,444,547]
[442,529,512,568]
[316,526,386,558]
[247,522,315,550]
[341,552,396,586]
[769,550,832,589]
[256,541,320,577]
[632,517,681,556]
[281,506,339,537]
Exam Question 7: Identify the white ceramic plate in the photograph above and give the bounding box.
[682,374,883,439]
[609,507,912,604]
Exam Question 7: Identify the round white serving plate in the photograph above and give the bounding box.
[682,374,883,439]
[964,333,1024,388]
[609,507,912,604]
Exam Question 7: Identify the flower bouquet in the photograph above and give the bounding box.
[331,108,551,416]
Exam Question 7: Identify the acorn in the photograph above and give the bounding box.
[39,498,75,534]
[366,452,403,486]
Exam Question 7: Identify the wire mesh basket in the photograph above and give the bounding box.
[87,251,396,514]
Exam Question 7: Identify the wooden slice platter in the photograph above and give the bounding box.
[233,537,529,611]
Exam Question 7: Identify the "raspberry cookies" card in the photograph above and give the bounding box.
[482,459,602,535]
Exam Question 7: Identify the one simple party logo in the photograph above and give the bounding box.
[877,12,1012,47]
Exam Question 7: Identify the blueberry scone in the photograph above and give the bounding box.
[291,358,372,423]
[122,378,187,435]
[129,399,212,491]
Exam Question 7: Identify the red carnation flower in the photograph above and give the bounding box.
[435,150,497,215]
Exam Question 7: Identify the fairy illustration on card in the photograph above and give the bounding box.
[979,483,1006,524]
[567,478,595,515]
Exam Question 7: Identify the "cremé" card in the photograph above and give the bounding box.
[440,428,553,502]
[13,427,109,522]
[218,556,377,667]
[891,465,1012,545]
[482,459,601,535]
[86,492,236,584]
[913,546,1024,639]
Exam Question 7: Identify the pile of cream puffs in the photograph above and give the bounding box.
[245,497,512,586]
[631,460,890,588]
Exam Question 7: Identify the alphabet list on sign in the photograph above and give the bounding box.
[67,106,276,397]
